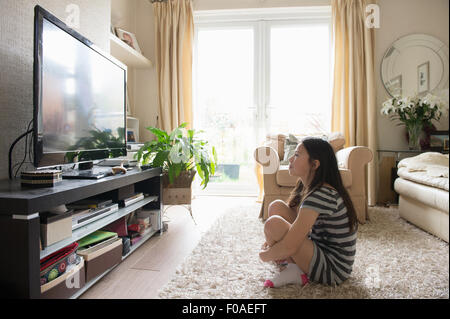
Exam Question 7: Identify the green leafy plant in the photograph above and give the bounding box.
[136,123,217,189]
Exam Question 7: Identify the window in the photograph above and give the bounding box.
[193,7,332,195]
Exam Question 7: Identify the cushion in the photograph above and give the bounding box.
[281,134,300,165]
[397,152,449,191]
[326,132,345,152]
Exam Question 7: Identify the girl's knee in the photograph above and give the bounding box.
[268,200,287,217]
[264,215,287,233]
[264,215,289,241]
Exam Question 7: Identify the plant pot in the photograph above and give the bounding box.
[162,170,196,205]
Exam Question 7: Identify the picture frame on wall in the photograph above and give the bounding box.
[430,130,449,153]
[417,61,429,94]
[115,28,142,53]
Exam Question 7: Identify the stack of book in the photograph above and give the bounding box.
[118,192,144,207]
[68,199,119,230]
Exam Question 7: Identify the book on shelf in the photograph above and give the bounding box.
[71,203,119,230]
[118,192,144,207]
[77,235,118,255]
[77,230,118,249]
[102,217,128,237]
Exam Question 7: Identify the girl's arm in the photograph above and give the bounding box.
[259,208,319,262]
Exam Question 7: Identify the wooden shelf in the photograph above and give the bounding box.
[109,33,152,69]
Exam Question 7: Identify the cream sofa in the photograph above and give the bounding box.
[394,152,449,242]
[254,133,373,223]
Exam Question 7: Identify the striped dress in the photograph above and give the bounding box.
[301,185,357,286]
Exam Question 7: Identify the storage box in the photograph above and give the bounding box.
[77,238,122,282]
[40,242,79,285]
[41,257,85,299]
[40,212,72,247]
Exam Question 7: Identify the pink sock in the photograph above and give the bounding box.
[264,263,309,288]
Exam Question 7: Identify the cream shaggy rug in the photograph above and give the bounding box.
[157,204,449,299]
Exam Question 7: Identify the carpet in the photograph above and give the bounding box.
[157,203,449,299]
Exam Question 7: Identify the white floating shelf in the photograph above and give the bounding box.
[109,33,152,69]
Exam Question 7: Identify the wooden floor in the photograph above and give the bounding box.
[79,195,257,299]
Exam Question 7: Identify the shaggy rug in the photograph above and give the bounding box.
[157,204,449,299]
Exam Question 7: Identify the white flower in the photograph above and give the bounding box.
[381,98,396,115]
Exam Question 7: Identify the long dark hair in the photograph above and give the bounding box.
[287,137,358,232]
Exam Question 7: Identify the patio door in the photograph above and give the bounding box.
[192,8,332,196]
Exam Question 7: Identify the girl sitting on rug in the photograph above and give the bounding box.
[259,137,358,287]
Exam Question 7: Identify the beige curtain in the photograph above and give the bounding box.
[331,0,377,206]
[153,0,194,132]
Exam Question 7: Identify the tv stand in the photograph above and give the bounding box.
[0,167,162,299]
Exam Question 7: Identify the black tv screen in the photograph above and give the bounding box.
[33,6,127,167]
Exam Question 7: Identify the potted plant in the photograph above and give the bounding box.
[136,123,217,206]
[381,93,449,150]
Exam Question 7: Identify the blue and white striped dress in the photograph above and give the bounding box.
[301,185,357,286]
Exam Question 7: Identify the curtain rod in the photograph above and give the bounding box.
[149,0,168,3]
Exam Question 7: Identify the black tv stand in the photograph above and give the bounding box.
[0,167,162,298]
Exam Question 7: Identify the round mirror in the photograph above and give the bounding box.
[381,34,449,98]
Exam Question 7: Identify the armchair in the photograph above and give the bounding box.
[254,134,373,223]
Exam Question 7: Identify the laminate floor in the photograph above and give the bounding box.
[79,195,258,299]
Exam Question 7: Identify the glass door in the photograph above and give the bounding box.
[193,25,260,195]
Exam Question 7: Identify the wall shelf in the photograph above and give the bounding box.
[110,33,152,69]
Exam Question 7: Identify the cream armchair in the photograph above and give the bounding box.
[254,134,373,223]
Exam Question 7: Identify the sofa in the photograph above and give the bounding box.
[254,133,373,223]
[394,152,449,242]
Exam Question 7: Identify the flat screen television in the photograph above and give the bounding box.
[33,5,127,168]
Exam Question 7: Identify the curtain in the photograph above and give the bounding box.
[152,0,194,132]
[331,0,377,207]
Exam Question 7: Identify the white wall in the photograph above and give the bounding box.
[135,0,158,143]
[0,0,110,179]
[375,0,449,151]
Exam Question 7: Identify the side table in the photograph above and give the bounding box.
[376,149,425,206]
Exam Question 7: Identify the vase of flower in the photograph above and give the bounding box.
[381,93,449,150]
[407,122,423,150]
